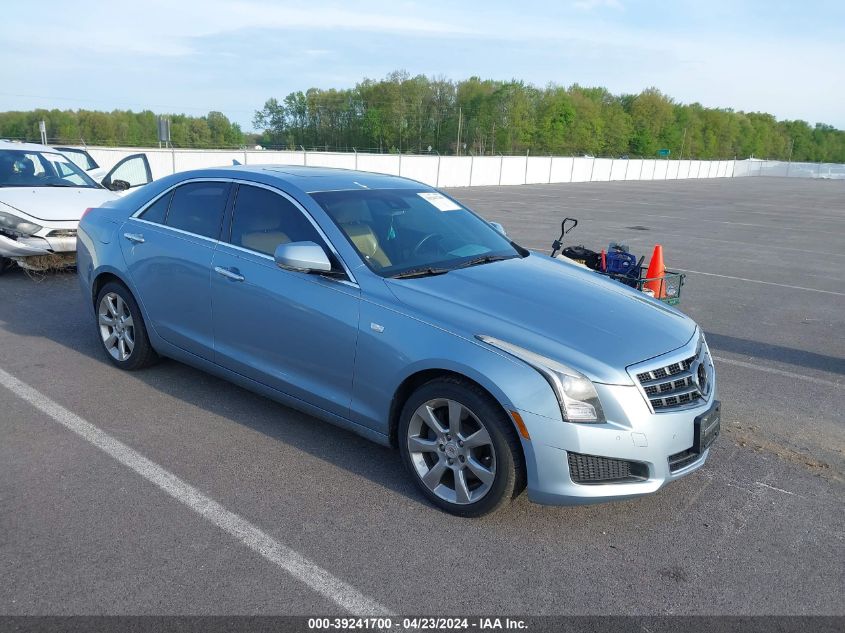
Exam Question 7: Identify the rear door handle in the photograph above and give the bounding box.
[214,266,244,282]
[123,232,144,244]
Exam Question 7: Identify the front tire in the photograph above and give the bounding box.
[95,282,158,370]
[399,377,525,517]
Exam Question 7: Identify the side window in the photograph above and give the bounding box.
[56,148,98,171]
[53,161,87,185]
[139,192,172,224]
[165,182,230,239]
[230,185,325,257]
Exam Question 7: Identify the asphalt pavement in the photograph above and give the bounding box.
[0,177,842,616]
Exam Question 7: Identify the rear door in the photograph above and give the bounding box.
[102,154,153,192]
[120,180,232,360]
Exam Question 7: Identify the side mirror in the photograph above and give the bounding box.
[489,221,507,236]
[274,241,332,273]
[107,179,130,192]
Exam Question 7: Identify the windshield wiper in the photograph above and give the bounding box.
[453,254,516,270]
[389,266,451,279]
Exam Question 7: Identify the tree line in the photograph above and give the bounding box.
[2,71,843,162]
[0,109,244,149]
[253,71,845,162]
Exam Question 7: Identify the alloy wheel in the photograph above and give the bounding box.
[407,398,497,505]
[98,292,135,362]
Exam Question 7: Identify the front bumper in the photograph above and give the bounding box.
[0,233,77,259]
[519,382,719,506]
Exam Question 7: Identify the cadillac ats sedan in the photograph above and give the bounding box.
[77,166,719,516]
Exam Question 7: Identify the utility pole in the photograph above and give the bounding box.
[679,127,687,160]
[491,121,495,156]
[524,148,530,184]
[786,138,794,177]
[456,107,462,156]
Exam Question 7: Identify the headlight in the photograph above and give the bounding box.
[477,335,606,423]
[0,210,42,236]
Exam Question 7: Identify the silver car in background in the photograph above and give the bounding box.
[78,165,719,516]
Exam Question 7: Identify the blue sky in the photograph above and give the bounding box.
[1,0,843,130]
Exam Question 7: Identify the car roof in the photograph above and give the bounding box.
[178,164,429,193]
[0,140,63,153]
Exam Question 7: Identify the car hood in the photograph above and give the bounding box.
[385,253,697,385]
[0,187,118,222]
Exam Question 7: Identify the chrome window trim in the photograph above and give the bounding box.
[216,240,275,261]
[214,239,359,290]
[130,177,358,287]
[132,217,221,245]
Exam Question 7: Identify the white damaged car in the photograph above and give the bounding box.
[0,141,151,272]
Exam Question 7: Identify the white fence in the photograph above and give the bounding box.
[81,146,845,187]
[733,159,845,179]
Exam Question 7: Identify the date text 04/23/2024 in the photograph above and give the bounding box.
[307,617,528,631]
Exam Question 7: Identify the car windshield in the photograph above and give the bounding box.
[0,149,101,188]
[311,188,520,277]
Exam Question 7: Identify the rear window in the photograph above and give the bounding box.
[55,148,99,171]
[139,192,172,224]
[164,182,230,239]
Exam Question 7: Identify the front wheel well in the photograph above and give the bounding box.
[388,369,524,451]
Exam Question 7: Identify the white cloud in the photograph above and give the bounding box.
[3,0,477,58]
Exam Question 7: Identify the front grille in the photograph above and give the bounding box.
[567,452,648,484]
[634,342,712,411]
[46,229,77,238]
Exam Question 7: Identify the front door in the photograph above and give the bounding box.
[210,183,360,418]
[102,153,153,193]
[121,180,232,360]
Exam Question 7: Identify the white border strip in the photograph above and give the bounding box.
[0,366,392,616]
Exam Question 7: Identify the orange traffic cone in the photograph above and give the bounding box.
[644,244,666,298]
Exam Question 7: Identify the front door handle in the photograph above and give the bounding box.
[123,232,144,244]
[214,266,245,282]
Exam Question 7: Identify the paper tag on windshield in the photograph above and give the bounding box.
[417,192,461,211]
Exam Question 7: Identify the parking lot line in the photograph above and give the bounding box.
[674,269,845,296]
[0,366,393,617]
[712,356,842,388]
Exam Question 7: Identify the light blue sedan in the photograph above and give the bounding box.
[77,166,719,516]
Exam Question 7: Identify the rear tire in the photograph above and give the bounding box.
[95,282,159,370]
[398,376,525,517]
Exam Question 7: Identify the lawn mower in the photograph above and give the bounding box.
[549,217,685,305]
